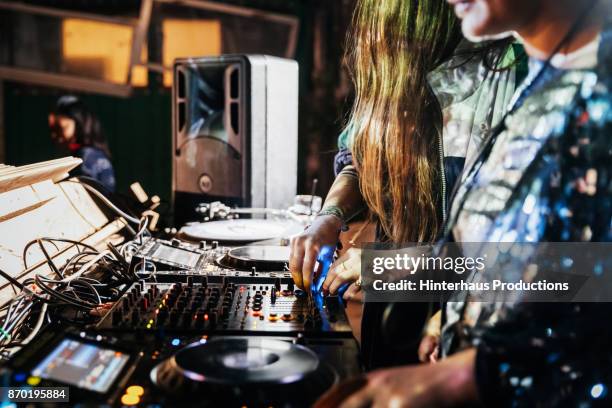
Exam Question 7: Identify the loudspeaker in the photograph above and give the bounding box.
[172,55,298,226]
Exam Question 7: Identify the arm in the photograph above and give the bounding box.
[289,152,366,290]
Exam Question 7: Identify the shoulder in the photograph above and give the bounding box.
[79,147,113,170]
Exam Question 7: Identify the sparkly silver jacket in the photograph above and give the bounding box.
[441,21,612,407]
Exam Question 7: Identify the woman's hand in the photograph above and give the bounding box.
[419,310,442,363]
[289,215,343,290]
[418,335,440,363]
[315,348,478,408]
[322,248,361,295]
[342,282,364,303]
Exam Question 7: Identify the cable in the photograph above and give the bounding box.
[0,268,25,292]
[62,180,140,224]
[36,239,63,279]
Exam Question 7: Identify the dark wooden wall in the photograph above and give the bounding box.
[2,0,356,209]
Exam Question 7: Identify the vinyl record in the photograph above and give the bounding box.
[151,337,337,406]
[179,219,290,243]
[217,245,290,271]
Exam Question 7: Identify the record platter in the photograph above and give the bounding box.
[217,245,290,271]
[151,337,337,406]
[179,219,302,244]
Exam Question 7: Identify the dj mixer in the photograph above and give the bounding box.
[1,235,361,407]
[96,281,352,336]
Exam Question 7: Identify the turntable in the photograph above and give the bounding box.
[151,337,337,406]
[217,245,290,271]
[179,218,303,244]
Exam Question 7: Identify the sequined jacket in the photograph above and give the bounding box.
[441,21,612,407]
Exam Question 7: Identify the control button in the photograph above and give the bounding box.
[121,393,140,406]
[26,376,41,386]
[126,385,145,397]
[171,238,181,247]
[13,372,26,382]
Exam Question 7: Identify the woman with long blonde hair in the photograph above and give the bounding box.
[289,0,524,368]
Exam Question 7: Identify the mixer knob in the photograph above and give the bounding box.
[182,312,191,327]
[211,241,219,249]
[112,310,123,325]
[288,280,295,292]
[169,310,179,324]
[199,241,207,250]
[274,278,281,292]
[140,297,149,312]
[251,267,256,276]
[271,290,277,305]
[171,238,181,247]
[131,310,140,324]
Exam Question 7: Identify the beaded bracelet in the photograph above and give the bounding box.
[317,205,349,232]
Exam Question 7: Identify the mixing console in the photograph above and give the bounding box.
[96,280,352,337]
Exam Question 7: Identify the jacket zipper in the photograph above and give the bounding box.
[438,128,447,224]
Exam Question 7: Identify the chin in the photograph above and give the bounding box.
[462,26,515,42]
[461,16,514,42]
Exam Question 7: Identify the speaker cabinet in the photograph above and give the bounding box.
[172,55,298,225]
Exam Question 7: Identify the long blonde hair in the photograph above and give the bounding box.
[347,0,461,243]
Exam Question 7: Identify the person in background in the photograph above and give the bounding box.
[316,0,612,406]
[48,95,116,192]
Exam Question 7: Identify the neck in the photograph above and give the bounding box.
[516,0,603,60]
